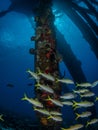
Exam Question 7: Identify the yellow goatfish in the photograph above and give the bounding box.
[92,80,98,87]
[21,93,43,108]
[80,92,95,98]
[33,107,50,116]
[61,124,84,130]
[73,100,94,110]
[47,115,62,122]
[46,96,63,107]
[37,69,55,82]
[60,93,77,100]
[35,83,54,94]
[73,89,90,94]
[86,118,98,127]
[76,82,92,88]
[49,111,62,116]
[75,111,92,120]
[26,69,40,81]
[56,78,74,84]
[70,124,84,130]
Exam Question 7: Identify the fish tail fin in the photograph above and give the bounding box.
[21,93,28,101]
[55,78,59,83]
[26,69,30,73]
[72,100,77,107]
[0,114,4,121]
[86,121,89,128]
[73,89,76,93]
[76,82,79,87]
[75,113,80,120]
[95,97,98,102]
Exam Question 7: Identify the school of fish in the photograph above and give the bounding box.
[21,69,98,129]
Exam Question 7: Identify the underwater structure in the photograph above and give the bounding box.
[30,1,63,129]
[29,0,98,130]
[0,0,98,129]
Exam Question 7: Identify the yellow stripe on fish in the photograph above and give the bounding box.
[46,96,63,107]
[76,82,92,88]
[35,83,54,94]
[56,78,74,84]
[37,68,55,82]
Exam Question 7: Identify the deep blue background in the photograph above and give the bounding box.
[0,0,98,125]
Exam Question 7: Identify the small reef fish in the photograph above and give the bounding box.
[0,114,4,121]
[80,91,95,98]
[70,124,84,130]
[46,96,63,107]
[49,111,62,116]
[73,100,94,109]
[61,124,84,130]
[37,69,55,82]
[6,83,14,88]
[26,69,40,81]
[35,83,54,94]
[76,82,92,87]
[33,107,50,116]
[75,111,92,120]
[92,80,98,87]
[86,118,98,127]
[62,101,73,106]
[47,115,63,122]
[73,89,90,94]
[21,93,43,108]
[60,93,77,100]
[56,78,74,84]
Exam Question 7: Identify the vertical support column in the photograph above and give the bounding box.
[31,0,62,130]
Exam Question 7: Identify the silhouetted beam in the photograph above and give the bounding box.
[59,2,98,59]
[83,0,98,20]
[56,28,97,122]
[72,2,98,35]
[0,0,40,18]
[56,28,87,83]
[72,5,94,15]
[90,0,98,5]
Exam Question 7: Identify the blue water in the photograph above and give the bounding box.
[0,0,98,129]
